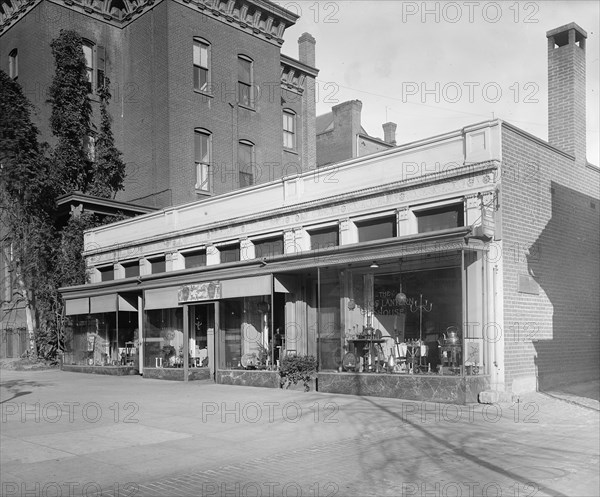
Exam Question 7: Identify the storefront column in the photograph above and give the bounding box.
[183,305,189,382]
[209,302,218,380]
[138,295,144,374]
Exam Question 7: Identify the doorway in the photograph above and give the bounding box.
[189,303,215,369]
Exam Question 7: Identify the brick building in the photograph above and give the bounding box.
[0,0,318,208]
[1,0,318,356]
[58,23,598,401]
[316,100,396,167]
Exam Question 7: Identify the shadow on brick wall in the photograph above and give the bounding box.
[529,181,600,392]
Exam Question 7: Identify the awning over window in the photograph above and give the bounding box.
[145,287,180,310]
[65,297,90,316]
[118,294,138,312]
[90,294,117,313]
[221,275,271,298]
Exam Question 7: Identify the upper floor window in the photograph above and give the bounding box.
[193,38,210,93]
[283,110,296,150]
[99,265,114,282]
[123,261,140,278]
[220,244,240,264]
[356,215,397,242]
[238,140,255,188]
[309,226,339,251]
[149,257,166,274]
[184,249,207,269]
[8,49,18,79]
[254,237,284,259]
[83,135,95,162]
[82,41,105,93]
[194,129,212,192]
[415,203,464,233]
[238,55,253,107]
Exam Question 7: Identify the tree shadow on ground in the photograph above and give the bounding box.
[0,379,52,404]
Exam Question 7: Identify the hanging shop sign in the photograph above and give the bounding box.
[179,281,222,302]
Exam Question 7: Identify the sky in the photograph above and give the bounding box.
[280,1,600,165]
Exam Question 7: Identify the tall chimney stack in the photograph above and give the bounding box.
[382,122,397,146]
[546,23,587,163]
[298,32,316,67]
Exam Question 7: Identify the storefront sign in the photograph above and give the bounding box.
[179,282,221,302]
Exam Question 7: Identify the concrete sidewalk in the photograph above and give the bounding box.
[1,370,598,497]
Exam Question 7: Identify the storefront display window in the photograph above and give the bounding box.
[316,257,466,375]
[220,295,271,369]
[145,308,183,368]
[64,311,137,366]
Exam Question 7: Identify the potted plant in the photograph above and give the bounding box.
[279,354,317,392]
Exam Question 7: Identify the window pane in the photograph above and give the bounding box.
[238,82,250,106]
[196,163,209,191]
[195,132,210,163]
[100,267,114,281]
[238,142,252,165]
[238,57,251,84]
[239,171,254,188]
[416,205,464,233]
[83,45,93,69]
[193,42,201,66]
[356,216,396,242]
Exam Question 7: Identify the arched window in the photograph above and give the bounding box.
[193,38,210,93]
[194,129,212,192]
[238,140,255,187]
[283,109,296,150]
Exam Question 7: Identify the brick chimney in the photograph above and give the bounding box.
[546,23,587,163]
[332,100,363,157]
[382,122,397,146]
[298,32,316,67]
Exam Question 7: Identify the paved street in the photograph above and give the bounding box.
[1,369,598,497]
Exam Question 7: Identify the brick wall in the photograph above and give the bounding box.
[501,123,599,391]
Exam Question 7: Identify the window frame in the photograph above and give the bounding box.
[237,55,254,108]
[194,128,212,193]
[81,40,105,93]
[8,49,18,80]
[238,140,255,188]
[193,38,211,94]
[283,109,296,150]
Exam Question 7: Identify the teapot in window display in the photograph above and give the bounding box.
[442,327,460,345]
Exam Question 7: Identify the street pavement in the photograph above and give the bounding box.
[1,369,598,497]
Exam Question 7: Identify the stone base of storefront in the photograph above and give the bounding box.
[217,369,280,388]
[317,372,490,404]
[142,367,211,381]
[61,364,139,376]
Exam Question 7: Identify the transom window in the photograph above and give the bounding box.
[123,261,140,278]
[238,140,254,188]
[238,55,253,107]
[194,129,212,192]
[149,257,166,274]
[193,38,210,92]
[283,110,296,149]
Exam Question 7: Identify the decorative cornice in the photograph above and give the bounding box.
[1,0,298,45]
[280,54,317,93]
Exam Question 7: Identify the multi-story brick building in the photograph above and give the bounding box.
[0,0,318,208]
[0,0,318,356]
[58,22,598,401]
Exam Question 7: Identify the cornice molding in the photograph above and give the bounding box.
[1,0,298,45]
